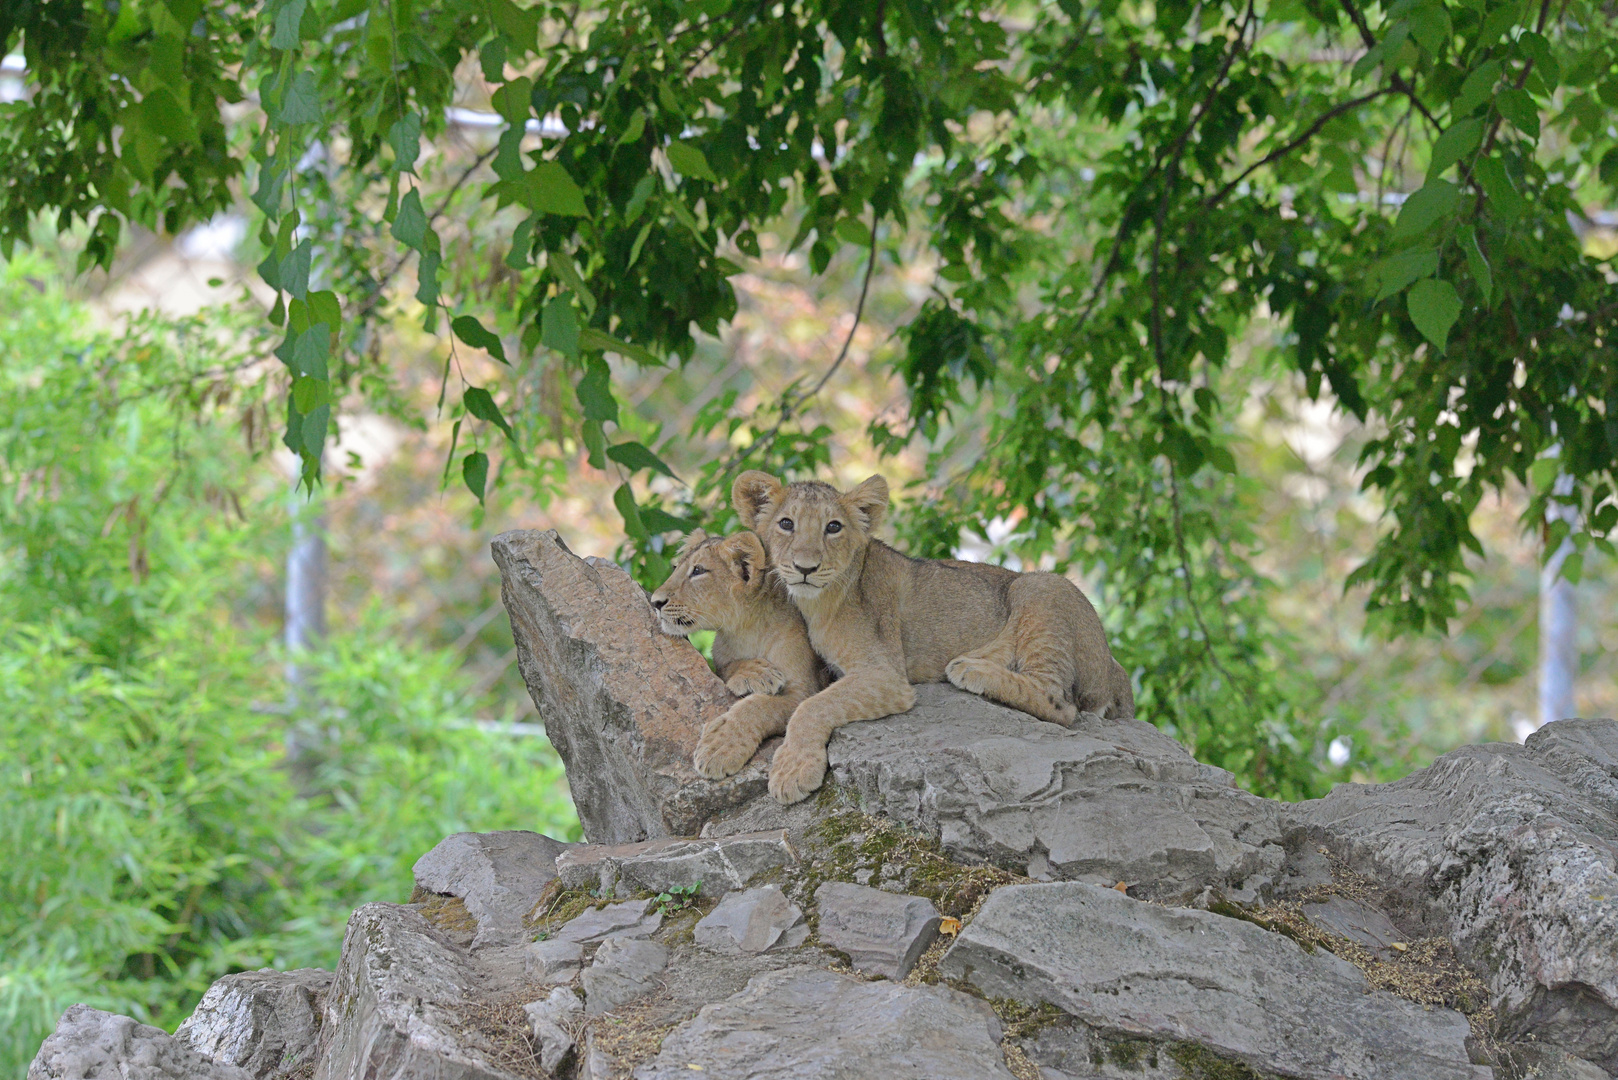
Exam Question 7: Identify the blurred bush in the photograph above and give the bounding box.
[0,257,578,1075]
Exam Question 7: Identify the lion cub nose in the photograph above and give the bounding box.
[651,597,667,610]
[793,563,819,577]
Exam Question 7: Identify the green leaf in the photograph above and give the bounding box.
[292,375,328,414]
[835,216,872,247]
[1474,156,1525,223]
[279,70,322,125]
[613,483,650,541]
[291,325,330,379]
[625,173,656,223]
[463,450,490,504]
[1495,88,1539,140]
[640,506,697,534]
[1392,180,1460,240]
[617,108,646,146]
[1460,226,1492,306]
[416,250,441,306]
[388,114,422,175]
[580,327,662,367]
[542,296,580,359]
[666,140,718,183]
[451,315,508,363]
[606,440,679,480]
[1407,1,1450,54]
[1407,278,1462,352]
[270,0,307,49]
[548,255,596,317]
[582,419,608,469]
[392,188,428,249]
[511,162,588,217]
[464,387,513,438]
[491,76,533,126]
[577,356,619,423]
[627,221,653,269]
[1452,60,1502,117]
[1528,456,1562,493]
[308,289,341,332]
[1426,118,1482,180]
[1518,31,1558,88]
[1601,147,1618,188]
[281,240,312,298]
[302,404,330,460]
[480,37,508,83]
[1375,247,1439,301]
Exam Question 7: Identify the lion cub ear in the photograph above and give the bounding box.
[727,531,768,588]
[732,471,784,529]
[844,474,890,532]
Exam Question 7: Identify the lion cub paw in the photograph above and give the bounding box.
[768,738,828,805]
[693,716,760,780]
[725,665,786,698]
[944,656,998,696]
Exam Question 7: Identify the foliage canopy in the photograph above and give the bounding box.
[3,0,1616,794]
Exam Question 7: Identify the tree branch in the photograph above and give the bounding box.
[1336,0,1440,129]
[1205,86,1394,208]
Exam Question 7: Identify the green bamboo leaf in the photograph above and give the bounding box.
[1408,278,1462,352]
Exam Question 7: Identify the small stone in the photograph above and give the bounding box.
[693,885,806,955]
[582,937,669,1015]
[525,986,583,1073]
[526,938,585,981]
[411,830,572,949]
[814,882,941,980]
[553,898,662,944]
[854,868,874,885]
[1300,896,1403,953]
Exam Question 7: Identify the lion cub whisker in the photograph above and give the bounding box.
[732,469,1135,805]
[649,529,829,785]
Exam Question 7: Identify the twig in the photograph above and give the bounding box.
[1205,87,1394,207]
[1336,0,1439,129]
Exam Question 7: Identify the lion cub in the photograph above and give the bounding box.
[650,529,828,782]
[733,470,1134,803]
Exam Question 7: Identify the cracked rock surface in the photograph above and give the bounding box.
[174,968,331,1079]
[30,1005,254,1080]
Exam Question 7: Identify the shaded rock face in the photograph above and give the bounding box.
[631,967,1015,1080]
[491,529,764,843]
[1288,718,1618,1072]
[30,1005,253,1080]
[174,969,332,1079]
[942,882,1489,1080]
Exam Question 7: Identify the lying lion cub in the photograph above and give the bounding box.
[734,470,1135,803]
[649,529,828,783]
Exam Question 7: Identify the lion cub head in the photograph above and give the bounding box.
[649,529,771,637]
[731,471,889,600]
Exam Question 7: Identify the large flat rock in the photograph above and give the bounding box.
[30,1005,253,1080]
[492,529,765,843]
[412,830,572,949]
[821,684,1284,901]
[631,966,1015,1079]
[1288,717,1618,1072]
[940,881,1489,1080]
[174,968,332,1079]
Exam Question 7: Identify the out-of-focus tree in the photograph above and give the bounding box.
[3,0,1615,795]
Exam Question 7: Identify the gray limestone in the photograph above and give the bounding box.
[174,968,332,1079]
[524,938,584,981]
[1288,717,1618,1071]
[692,884,808,955]
[550,898,662,944]
[813,881,941,979]
[523,986,582,1073]
[580,937,669,1015]
[411,829,571,949]
[30,1005,254,1080]
[941,881,1491,1080]
[555,830,797,897]
[631,967,1015,1079]
[1298,894,1404,953]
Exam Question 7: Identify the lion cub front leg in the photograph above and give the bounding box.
[721,657,788,698]
[770,672,916,804]
[693,694,794,780]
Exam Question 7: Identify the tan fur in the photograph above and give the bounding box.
[649,529,828,781]
[733,471,1135,803]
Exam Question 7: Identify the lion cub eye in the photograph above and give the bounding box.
[777,517,794,533]
[825,520,843,535]
[690,566,709,577]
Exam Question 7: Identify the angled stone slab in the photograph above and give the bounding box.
[555,830,797,898]
[632,967,1015,1080]
[412,830,572,949]
[581,937,669,1015]
[941,882,1489,1080]
[313,902,526,1080]
[813,881,941,979]
[30,1005,254,1080]
[1289,717,1618,1071]
[551,898,662,944]
[492,529,765,843]
[693,884,807,955]
[821,684,1285,901]
[175,968,332,1079]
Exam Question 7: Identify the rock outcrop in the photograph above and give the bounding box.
[30,529,1618,1080]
